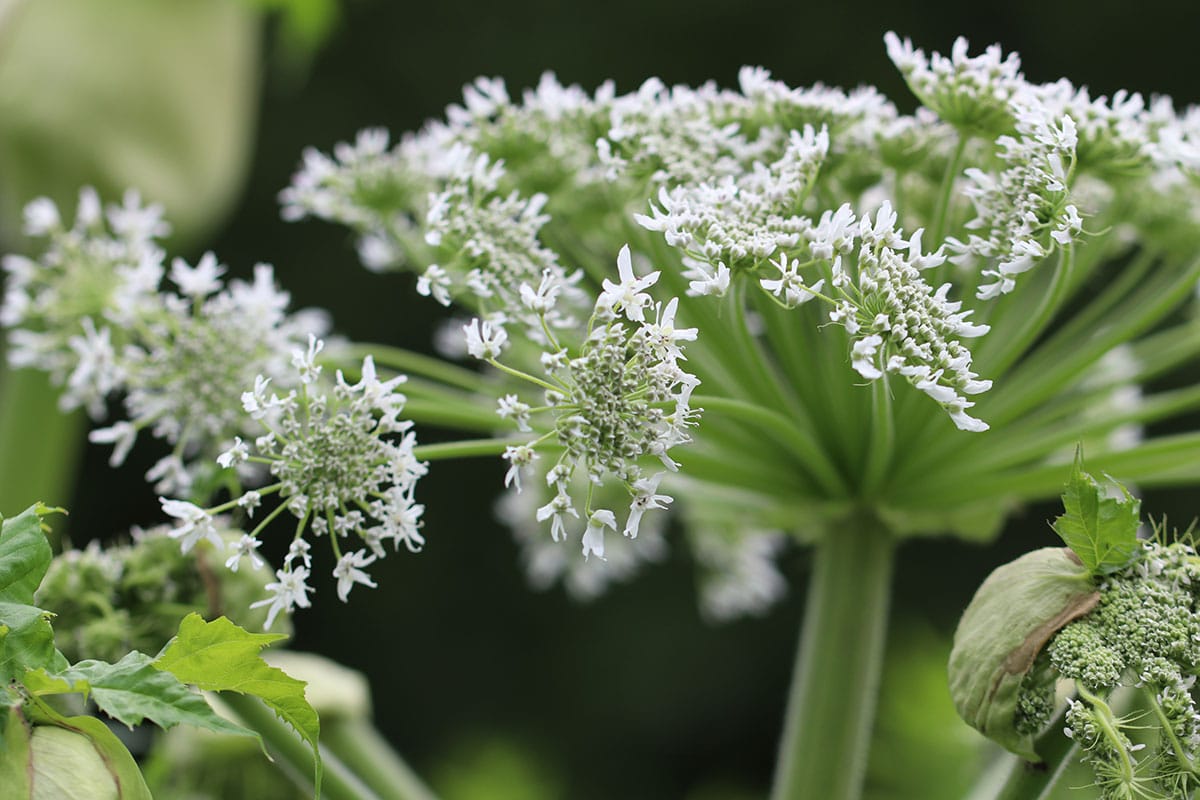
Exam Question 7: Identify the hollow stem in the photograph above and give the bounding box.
[322,719,439,800]
[769,515,894,800]
[988,707,1079,800]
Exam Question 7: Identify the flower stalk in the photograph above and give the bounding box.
[770,517,894,800]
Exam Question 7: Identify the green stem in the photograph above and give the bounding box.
[219,692,382,800]
[411,437,525,461]
[337,343,485,393]
[0,367,85,526]
[769,516,894,800]
[861,376,894,496]
[692,394,848,497]
[988,707,1079,800]
[322,719,439,800]
[930,134,968,247]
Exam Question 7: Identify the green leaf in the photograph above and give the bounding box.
[0,504,54,604]
[25,653,257,741]
[0,602,65,683]
[1052,449,1141,575]
[154,614,321,791]
[0,706,32,795]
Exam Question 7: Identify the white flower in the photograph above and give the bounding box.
[159,498,223,553]
[536,490,578,542]
[503,444,538,492]
[225,534,264,572]
[170,252,226,297]
[89,421,138,467]
[285,538,312,568]
[217,437,250,468]
[639,298,698,362]
[496,394,532,431]
[597,245,659,322]
[686,262,731,296]
[463,318,508,359]
[292,334,324,384]
[582,509,617,560]
[416,265,453,306]
[250,566,313,629]
[237,490,262,516]
[333,549,378,601]
[624,473,673,539]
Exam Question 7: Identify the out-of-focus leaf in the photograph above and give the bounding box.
[0,0,261,245]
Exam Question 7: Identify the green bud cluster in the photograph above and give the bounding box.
[1029,539,1200,799]
[35,526,287,664]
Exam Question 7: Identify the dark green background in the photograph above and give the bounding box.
[61,2,1200,797]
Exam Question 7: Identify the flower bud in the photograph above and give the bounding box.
[30,725,119,800]
[948,547,1099,760]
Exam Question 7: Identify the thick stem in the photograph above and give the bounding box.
[769,517,895,800]
[322,719,439,800]
[987,707,1078,800]
[0,368,85,520]
[219,692,382,800]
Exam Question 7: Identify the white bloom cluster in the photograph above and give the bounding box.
[885,32,1024,136]
[279,128,429,272]
[158,337,426,626]
[1,188,166,415]
[829,203,992,431]
[497,472,668,601]
[274,34,1200,616]
[421,149,585,333]
[949,104,1081,298]
[2,191,327,493]
[235,338,427,557]
[482,246,699,558]
[101,258,326,494]
[690,527,788,622]
[635,125,829,278]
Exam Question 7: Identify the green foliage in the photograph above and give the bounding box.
[25,653,255,740]
[1051,449,1140,575]
[0,506,322,798]
[156,613,322,791]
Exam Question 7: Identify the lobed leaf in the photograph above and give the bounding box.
[1052,449,1140,575]
[25,652,256,740]
[0,602,66,684]
[154,613,321,790]
[0,504,54,604]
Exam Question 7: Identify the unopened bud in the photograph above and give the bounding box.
[949,547,1099,759]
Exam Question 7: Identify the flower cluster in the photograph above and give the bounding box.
[1035,540,1200,798]
[480,246,699,560]
[276,33,1200,616]
[2,190,328,495]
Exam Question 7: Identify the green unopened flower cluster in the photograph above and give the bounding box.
[1045,539,1200,799]
[952,458,1200,799]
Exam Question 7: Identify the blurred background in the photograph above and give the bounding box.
[1,1,1197,797]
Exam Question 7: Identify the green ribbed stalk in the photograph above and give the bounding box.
[769,517,895,800]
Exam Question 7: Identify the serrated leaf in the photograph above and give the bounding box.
[1052,449,1141,575]
[26,652,257,743]
[154,614,321,790]
[0,504,52,604]
[0,601,66,683]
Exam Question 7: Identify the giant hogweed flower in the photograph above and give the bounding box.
[280,34,1200,616]
[157,335,426,627]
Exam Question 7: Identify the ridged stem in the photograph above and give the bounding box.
[769,516,895,800]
